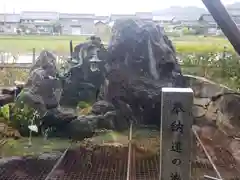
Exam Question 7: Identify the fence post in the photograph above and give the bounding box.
[32,48,36,64]
[70,40,73,61]
[0,52,3,64]
[160,87,194,180]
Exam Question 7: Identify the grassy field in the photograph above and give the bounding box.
[172,36,234,53]
[0,35,234,54]
[0,35,87,54]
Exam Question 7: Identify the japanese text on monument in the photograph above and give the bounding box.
[160,88,193,180]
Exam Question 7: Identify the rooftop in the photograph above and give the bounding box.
[59,13,95,19]
[110,14,137,21]
[0,14,20,23]
[21,11,59,20]
[95,16,109,21]
[227,8,240,15]
[173,16,200,22]
[199,13,240,25]
[94,20,108,24]
[153,15,175,22]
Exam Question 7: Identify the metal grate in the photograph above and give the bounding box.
[192,128,240,180]
[1,128,240,180]
[0,156,58,180]
[129,127,160,180]
[47,146,128,180]
[133,153,159,180]
[192,159,240,180]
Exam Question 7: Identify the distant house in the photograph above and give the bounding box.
[109,14,137,22]
[172,16,200,27]
[198,14,217,27]
[20,11,59,34]
[108,14,137,29]
[95,16,109,22]
[199,13,240,35]
[94,21,110,37]
[59,13,95,35]
[153,16,175,24]
[110,13,153,23]
[198,14,223,35]
[20,11,59,21]
[198,12,240,26]
[0,14,20,34]
[227,8,240,16]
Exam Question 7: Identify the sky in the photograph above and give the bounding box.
[0,0,239,15]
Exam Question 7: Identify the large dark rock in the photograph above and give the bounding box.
[101,19,184,127]
[91,100,115,115]
[39,101,117,140]
[11,51,69,136]
[15,50,62,116]
[65,112,116,140]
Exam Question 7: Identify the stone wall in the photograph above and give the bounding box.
[185,74,240,137]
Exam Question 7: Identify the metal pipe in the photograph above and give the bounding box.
[202,0,240,55]
[44,146,70,180]
[204,175,222,180]
[192,128,223,180]
[70,40,73,60]
[32,48,36,64]
[126,123,133,180]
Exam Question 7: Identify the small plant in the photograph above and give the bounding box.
[77,101,91,109]
[9,101,40,136]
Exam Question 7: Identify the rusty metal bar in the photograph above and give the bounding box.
[192,128,223,180]
[202,0,240,55]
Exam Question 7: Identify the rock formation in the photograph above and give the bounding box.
[60,36,107,107]
[3,20,184,139]
[100,19,184,127]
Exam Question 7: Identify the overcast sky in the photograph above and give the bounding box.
[0,0,239,15]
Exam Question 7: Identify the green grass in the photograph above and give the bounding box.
[1,137,73,157]
[0,128,157,157]
[171,36,234,53]
[0,35,88,53]
[0,35,234,54]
